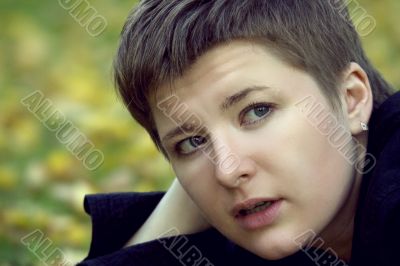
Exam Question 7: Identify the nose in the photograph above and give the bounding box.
[208,134,257,188]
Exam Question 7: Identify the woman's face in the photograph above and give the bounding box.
[151,41,357,259]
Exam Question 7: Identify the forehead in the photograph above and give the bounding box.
[151,40,291,104]
[173,41,263,88]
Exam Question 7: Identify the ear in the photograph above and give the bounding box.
[340,62,373,135]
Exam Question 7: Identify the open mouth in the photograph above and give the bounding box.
[232,198,283,230]
[237,201,274,217]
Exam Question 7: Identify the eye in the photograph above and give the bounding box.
[175,135,207,156]
[240,103,273,126]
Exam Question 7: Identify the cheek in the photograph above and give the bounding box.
[265,107,352,183]
[265,109,355,227]
[253,107,354,217]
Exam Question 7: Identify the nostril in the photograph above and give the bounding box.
[240,173,250,178]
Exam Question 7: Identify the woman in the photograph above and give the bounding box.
[79,1,400,265]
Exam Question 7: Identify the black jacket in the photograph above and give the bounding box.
[78,92,400,266]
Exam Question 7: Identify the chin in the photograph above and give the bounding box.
[242,233,302,261]
[254,245,300,261]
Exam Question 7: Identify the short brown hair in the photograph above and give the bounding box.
[114,0,393,155]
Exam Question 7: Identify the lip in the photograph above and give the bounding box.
[232,198,283,230]
[231,197,278,216]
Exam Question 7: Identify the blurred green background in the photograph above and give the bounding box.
[0,0,399,265]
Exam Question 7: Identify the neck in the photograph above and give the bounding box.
[314,133,368,262]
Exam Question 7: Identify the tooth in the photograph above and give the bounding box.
[244,201,273,215]
[255,201,266,207]
[237,201,275,216]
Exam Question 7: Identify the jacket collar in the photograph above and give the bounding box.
[352,91,400,265]
[368,91,400,158]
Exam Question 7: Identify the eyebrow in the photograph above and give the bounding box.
[220,86,270,112]
[161,86,270,143]
[162,123,206,144]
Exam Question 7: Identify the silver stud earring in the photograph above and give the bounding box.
[360,122,369,131]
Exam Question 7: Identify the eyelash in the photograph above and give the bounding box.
[173,135,208,158]
[172,102,274,158]
[239,101,274,126]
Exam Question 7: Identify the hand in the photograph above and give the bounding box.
[165,179,211,234]
[126,178,210,246]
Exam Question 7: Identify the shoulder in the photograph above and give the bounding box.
[78,191,241,266]
[82,191,164,260]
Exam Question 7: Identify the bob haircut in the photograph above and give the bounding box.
[113,0,393,157]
